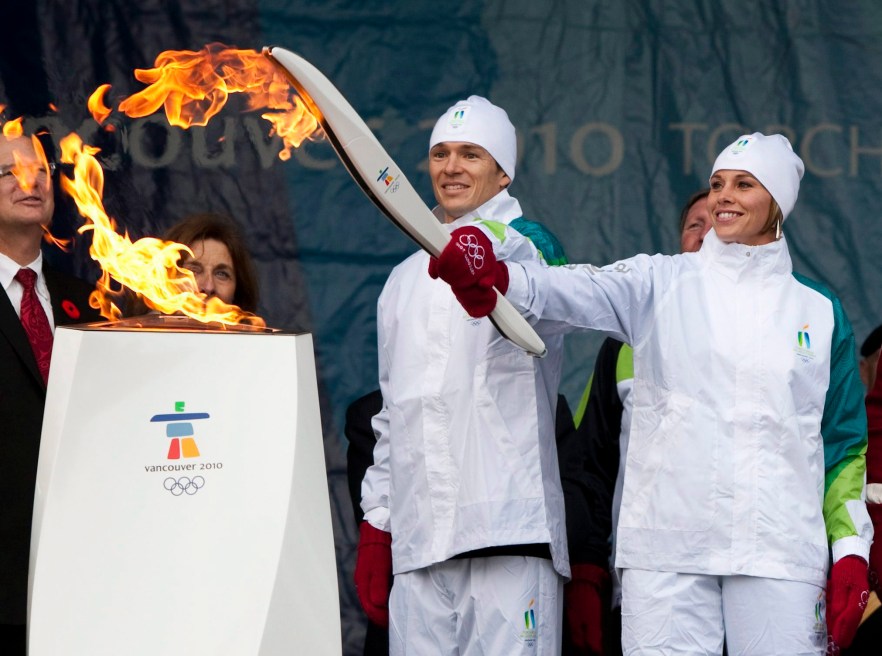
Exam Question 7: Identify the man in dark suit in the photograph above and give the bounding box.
[0,132,101,653]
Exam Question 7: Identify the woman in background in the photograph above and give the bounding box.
[127,212,260,317]
[162,212,259,313]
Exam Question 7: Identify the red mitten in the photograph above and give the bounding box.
[428,226,509,317]
[564,562,610,655]
[354,522,393,628]
[868,503,882,596]
[826,555,869,652]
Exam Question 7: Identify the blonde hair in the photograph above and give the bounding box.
[761,199,783,236]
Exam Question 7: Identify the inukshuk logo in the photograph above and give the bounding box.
[376,166,394,186]
[376,165,399,193]
[150,401,210,459]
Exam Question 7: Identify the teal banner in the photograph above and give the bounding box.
[3,2,881,652]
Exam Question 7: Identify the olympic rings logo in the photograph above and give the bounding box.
[458,233,485,270]
[163,476,205,496]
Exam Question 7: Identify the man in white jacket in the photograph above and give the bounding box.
[356,96,570,655]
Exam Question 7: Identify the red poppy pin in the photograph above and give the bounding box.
[61,299,81,320]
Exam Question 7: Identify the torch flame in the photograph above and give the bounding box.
[87,84,113,125]
[3,117,24,138]
[58,132,264,327]
[2,123,53,194]
[101,42,320,159]
[13,43,324,328]
[261,95,320,161]
[42,226,71,251]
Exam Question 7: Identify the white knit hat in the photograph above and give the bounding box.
[429,95,517,182]
[710,132,805,220]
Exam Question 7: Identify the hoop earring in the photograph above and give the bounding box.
[775,217,782,240]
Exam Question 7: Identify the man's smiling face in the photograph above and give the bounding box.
[429,141,510,223]
[0,136,54,232]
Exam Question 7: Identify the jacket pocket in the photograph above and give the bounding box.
[621,383,719,532]
[462,349,543,503]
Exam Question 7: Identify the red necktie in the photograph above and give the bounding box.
[15,268,53,386]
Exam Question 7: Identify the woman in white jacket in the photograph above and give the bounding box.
[433,133,872,655]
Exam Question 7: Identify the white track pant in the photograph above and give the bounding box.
[388,556,563,655]
[621,569,826,655]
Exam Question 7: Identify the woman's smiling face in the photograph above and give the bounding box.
[707,169,775,246]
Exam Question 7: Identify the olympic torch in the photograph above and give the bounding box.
[263,46,547,358]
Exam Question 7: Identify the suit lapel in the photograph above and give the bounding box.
[0,266,97,389]
[0,284,43,386]
[44,267,101,326]
[46,268,79,326]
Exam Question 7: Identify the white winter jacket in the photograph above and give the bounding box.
[507,229,871,586]
[361,190,570,578]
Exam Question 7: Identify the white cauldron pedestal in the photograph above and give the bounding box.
[28,323,340,655]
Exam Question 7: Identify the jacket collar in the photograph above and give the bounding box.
[432,189,523,229]
[700,228,792,281]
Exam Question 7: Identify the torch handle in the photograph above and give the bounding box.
[264,46,546,358]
